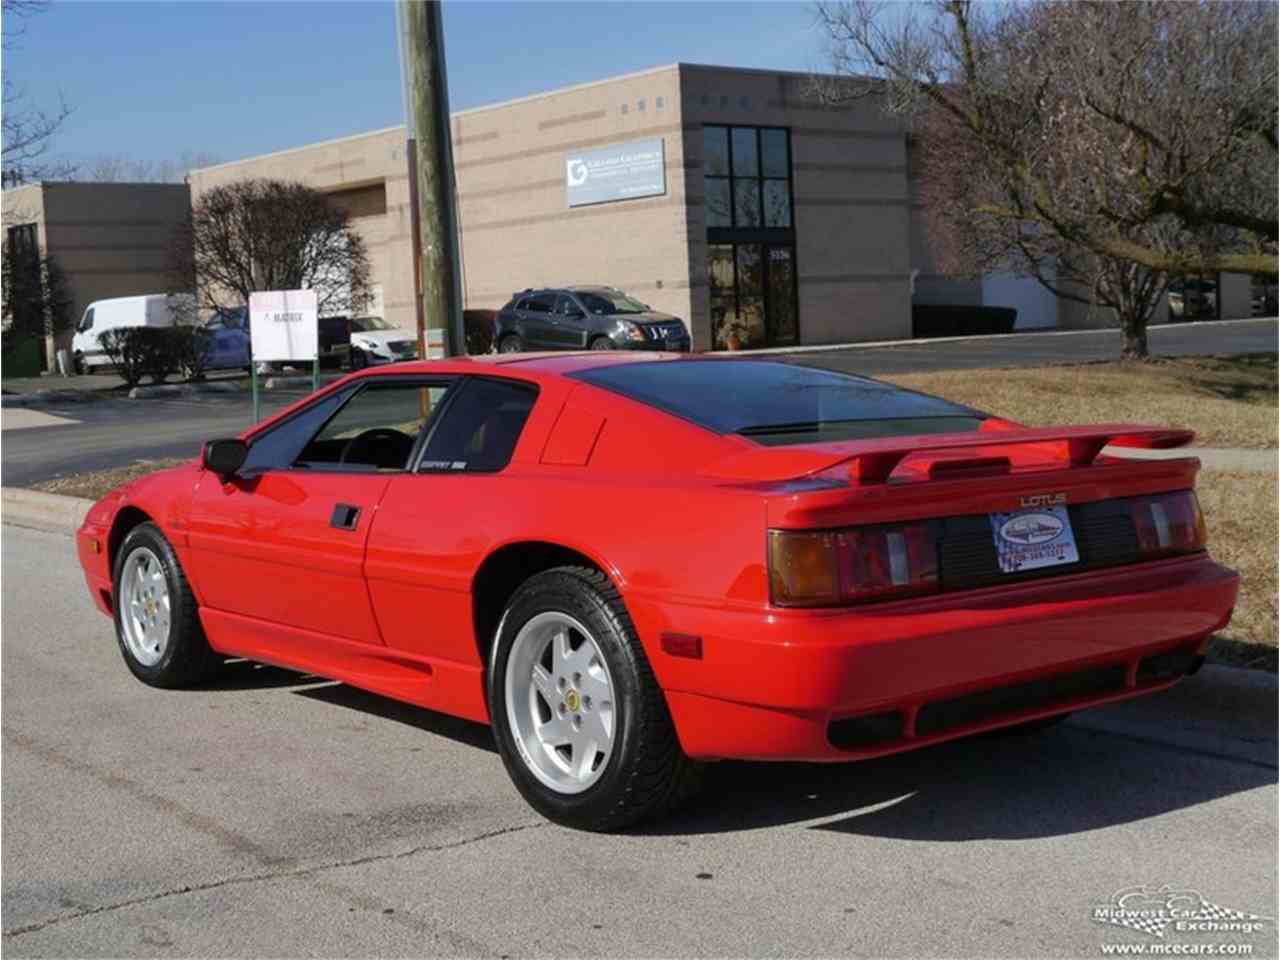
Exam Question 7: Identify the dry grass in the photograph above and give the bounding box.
[32,457,191,501]
[1194,470,1278,668]
[885,354,1277,449]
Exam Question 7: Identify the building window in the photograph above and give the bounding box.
[703,125,797,348]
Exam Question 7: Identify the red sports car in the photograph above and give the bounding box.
[75,353,1238,830]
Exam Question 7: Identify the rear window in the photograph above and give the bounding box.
[569,359,986,445]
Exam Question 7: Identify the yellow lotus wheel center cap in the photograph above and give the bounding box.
[564,689,581,712]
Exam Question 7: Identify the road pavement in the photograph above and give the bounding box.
[2,318,1275,488]
[2,523,1276,957]
[781,316,1278,375]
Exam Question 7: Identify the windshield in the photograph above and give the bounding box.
[575,291,648,315]
[351,316,395,331]
[570,359,987,445]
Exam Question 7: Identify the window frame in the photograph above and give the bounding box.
[241,375,457,476]
[411,375,541,476]
[702,124,798,347]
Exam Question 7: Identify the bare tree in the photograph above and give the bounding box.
[83,150,220,183]
[171,178,373,322]
[814,0,1278,358]
[2,0,73,185]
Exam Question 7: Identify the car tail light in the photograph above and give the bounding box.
[1130,490,1206,559]
[768,522,939,607]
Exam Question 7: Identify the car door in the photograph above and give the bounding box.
[185,378,453,646]
[552,294,590,348]
[364,375,540,718]
[518,293,558,349]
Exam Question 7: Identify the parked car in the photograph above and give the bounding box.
[196,307,251,374]
[347,315,419,368]
[72,294,194,373]
[493,286,690,353]
[75,355,1236,831]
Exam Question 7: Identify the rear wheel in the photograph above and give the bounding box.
[350,348,368,371]
[498,335,524,354]
[489,566,703,831]
[589,336,614,351]
[113,523,217,688]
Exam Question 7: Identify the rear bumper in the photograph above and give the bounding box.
[651,554,1238,761]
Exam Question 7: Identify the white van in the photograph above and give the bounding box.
[72,294,194,372]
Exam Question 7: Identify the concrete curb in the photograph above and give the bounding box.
[128,381,245,400]
[263,373,345,391]
[0,389,106,408]
[2,380,246,405]
[2,487,94,534]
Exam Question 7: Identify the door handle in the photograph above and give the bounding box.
[329,503,361,531]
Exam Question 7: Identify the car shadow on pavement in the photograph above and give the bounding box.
[292,683,499,754]
[196,659,333,691]
[641,723,1277,840]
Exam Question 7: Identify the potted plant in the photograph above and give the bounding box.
[721,317,751,351]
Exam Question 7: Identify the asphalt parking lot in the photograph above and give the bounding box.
[2,523,1275,958]
[2,318,1275,487]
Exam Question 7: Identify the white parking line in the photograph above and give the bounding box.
[1,408,81,432]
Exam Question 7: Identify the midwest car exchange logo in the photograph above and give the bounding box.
[1092,885,1271,939]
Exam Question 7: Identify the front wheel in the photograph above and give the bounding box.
[589,336,614,351]
[488,566,703,831]
[350,347,367,371]
[497,335,524,354]
[113,522,217,688]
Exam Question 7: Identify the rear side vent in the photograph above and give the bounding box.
[828,710,903,749]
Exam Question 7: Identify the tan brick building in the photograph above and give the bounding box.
[184,62,1265,351]
[2,181,191,368]
[187,64,926,351]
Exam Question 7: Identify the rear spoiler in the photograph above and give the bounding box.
[703,424,1195,485]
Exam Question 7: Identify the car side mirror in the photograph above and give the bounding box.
[202,438,248,478]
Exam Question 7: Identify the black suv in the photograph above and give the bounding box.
[493,286,691,353]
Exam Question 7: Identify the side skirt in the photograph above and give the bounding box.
[199,607,491,724]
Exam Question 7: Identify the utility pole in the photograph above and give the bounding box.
[397,0,464,358]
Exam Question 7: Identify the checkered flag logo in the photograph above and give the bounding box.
[1092,886,1271,939]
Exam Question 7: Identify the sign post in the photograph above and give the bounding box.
[248,290,319,423]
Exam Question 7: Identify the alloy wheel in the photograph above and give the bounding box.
[504,611,616,795]
[120,547,171,667]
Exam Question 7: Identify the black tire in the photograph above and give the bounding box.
[589,336,614,351]
[73,352,85,375]
[488,566,703,832]
[350,347,368,371]
[497,335,524,354]
[112,522,217,688]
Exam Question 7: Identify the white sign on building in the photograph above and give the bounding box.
[248,290,318,362]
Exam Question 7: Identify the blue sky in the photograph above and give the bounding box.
[5,1,823,171]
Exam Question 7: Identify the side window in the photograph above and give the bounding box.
[297,382,450,471]
[554,294,581,316]
[79,308,95,333]
[419,378,537,473]
[523,294,553,313]
[241,388,355,473]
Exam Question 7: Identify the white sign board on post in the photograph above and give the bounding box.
[248,290,318,362]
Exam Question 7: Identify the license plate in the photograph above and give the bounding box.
[989,504,1079,574]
